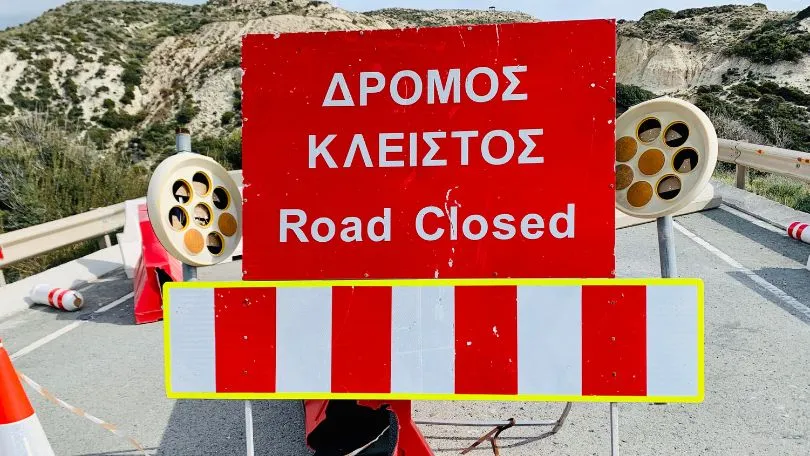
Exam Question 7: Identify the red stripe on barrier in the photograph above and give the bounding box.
[788,222,801,239]
[214,287,277,393]
[47,289,58,306]
[0,246,4,260]
[56,290,69,310]
[331,286,392,393]
[454,286,518,395]
[796,223,808,241]
[582,285,647,396]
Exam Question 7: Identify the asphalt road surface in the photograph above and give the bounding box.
[2,204,809,455]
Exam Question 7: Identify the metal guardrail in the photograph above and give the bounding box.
[718,138,810,188]
[1,140,808,285]
[0,170,243,285]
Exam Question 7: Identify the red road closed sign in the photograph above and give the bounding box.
[242,21,617,281]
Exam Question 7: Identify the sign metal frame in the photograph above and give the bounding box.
[162,277,704,403]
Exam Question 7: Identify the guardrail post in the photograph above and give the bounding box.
[97,234,112,250]
[735,165,747,189]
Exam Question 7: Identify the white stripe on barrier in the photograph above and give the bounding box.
[391,286,455,394]
[276,287,332,393]
[646,285,699,397]
[517,285,582,395]
[168,287,215,393]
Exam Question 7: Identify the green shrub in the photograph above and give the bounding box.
[99,108,144,129]
[729,18,749,31]
[102,98,115,109]
[221,111,235,125]
[732,82,761,99]
[731,20,810,64]
[120,61,143,86]
[722,67,741,84]
[86,127,113,149]
[194,131,242,170]
[697,85,723,94]
[0,104,14,117]
[0,112,149,282]
[175,99,199,125]
[680,29,700,44]
[121,87,135,105]
[63,78,80,104]
[32,58,53,72]
[616,84,656,113]
[640,8,674,22]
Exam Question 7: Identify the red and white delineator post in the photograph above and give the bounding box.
[29,284,84,312]
[788,222,810,244]
[0,339,55,455]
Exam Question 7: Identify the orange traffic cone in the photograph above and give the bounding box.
[0,339,55,455]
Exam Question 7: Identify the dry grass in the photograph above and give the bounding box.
[0,111,149,282]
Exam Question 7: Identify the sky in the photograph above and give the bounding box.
[0,0,806,30]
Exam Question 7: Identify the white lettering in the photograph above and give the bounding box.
[409,132,418,166]
[521,214,544,240]
[493,214,516,240]
[344,134,372,167]
[340,217,363,242]
[309,134,338,169]
[416,206,444,241]
[379,133,405,168]
[323,73,354,107]
[550,204,575,239]
[368,208,391,242]
[518,129,544,164]
[422,132,447,167]
[390,70,423,106]
[427,69,461,104]
[462,214,488,241]
[280,209,308,242]
[502,66,528,101]
[452,131,478,165]
[481,130,515,166]
[311,217,336,242]
[360,72,385,106]
[465,67,499,103]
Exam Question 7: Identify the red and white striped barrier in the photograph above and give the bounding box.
[29,284,84,311]
[787,221,810,244]
[164,279,704,402]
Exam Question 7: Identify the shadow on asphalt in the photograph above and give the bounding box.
[154,399,312,456]
[728,268,810,325]
[702,209,810,265]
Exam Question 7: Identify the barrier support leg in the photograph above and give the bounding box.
[610,402,618,456]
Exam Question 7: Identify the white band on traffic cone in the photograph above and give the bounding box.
[0,413,55,456]
[788,222,810,244]
[29,285,84,311]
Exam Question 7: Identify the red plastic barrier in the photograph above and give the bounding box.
[133,205,182,324]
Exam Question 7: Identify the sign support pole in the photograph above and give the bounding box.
[183,263,255,456]
[657,215,678,278]
[610,402,618,455]
[610,215,678,456]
